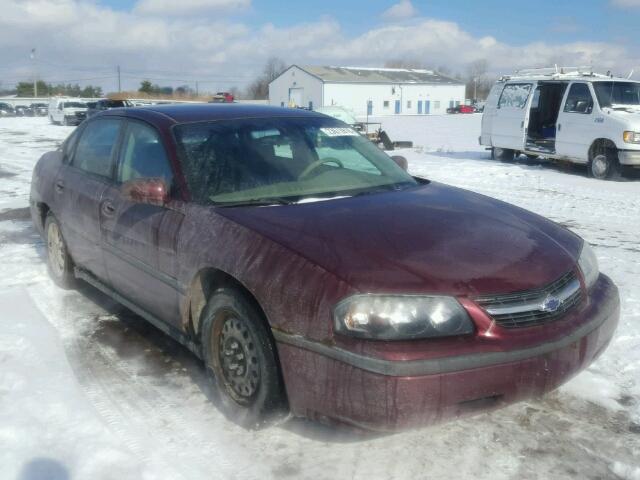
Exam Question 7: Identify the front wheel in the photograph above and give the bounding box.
[492,147,515,162]
[45,213,76,289]
[589,148,621,180]
[201,287,287,428]
[61,116,69,126]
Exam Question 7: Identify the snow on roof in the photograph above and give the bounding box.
[295,65,464,85]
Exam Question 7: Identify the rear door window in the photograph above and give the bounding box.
[72,118,122,178]
[498,83,533,109]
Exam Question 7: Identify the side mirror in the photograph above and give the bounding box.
[391,155,408,171]
[121,178,168,207]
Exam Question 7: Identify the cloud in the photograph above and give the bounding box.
[611,0,640,7]
[134,0,251,16]
[381,0,418,21]
[0,0,637,95]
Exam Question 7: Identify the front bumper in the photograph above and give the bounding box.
[275,275,620,431]
[618,149,640,166]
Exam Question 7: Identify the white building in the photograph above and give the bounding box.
[268,65,466,117]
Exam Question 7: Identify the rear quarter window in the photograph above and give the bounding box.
[498,83,533,109]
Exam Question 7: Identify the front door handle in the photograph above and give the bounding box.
[102,201,115,216]
[520,121,524,129]
[54,180,64,193]
[558,123,562,131]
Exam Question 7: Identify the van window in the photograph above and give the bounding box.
[564,83,593,114]
[498,83,532,109]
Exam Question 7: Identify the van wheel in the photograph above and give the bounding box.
[45,213,76,289]
[589,146,621,180]
[61,116,69,126]
[493,147,515,162]
[201,287,287,429]
[49,115,56,125]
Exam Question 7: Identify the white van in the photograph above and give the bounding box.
[48,98,88,126]
[480,68,640,179]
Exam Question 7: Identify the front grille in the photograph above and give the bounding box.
[474,270,583,328]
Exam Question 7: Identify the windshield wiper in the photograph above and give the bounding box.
[212,197,296,207]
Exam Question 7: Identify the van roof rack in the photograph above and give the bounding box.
[499,66,615,81]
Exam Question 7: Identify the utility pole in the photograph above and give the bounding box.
[30,48,37,97]
[117,65,121,93]
[195,81,199,97]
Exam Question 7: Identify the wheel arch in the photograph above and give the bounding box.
[186,267,271,341]
[588,138,618,160]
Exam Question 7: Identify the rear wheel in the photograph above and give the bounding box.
[44,213,76,289]
[201,287,286,428]
[61,116,69,126]
[493,147,515,162]
[589,144,621,180]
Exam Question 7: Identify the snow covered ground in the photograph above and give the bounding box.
[1,115,639,480]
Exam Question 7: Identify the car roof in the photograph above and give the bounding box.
[106,103,326,124]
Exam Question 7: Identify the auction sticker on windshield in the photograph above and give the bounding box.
[320,127,360,137]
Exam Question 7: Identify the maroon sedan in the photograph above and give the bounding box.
[30,104,620,431]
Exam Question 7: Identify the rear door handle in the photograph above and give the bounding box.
[520,121,524,129]
[558,124,562,131]
[54,180,64,193]
[102,201,115,216]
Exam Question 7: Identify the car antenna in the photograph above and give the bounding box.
[627,69,634,79]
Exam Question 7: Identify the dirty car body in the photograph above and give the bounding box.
[30,104,620,431]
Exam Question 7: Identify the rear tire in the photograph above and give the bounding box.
[493,147,515,162]
[201,287,287,429]
[589,145,621,180]
[44,213,76,289]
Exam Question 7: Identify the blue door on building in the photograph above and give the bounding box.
[394,100,401,114]
[425,100,431,114]
[417,101,422,114]
[367,100,373,116]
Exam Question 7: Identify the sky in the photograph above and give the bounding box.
[0,0,639,95]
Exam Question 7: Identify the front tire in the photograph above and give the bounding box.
[201,287,286,428]
[493,147,515,162]
[44,213,76,289]
[589,147,621,180]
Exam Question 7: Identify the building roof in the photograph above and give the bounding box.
[294,65,463,85]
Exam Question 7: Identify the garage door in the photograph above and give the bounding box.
[289,88,303,107]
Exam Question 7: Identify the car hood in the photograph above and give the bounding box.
[218,182,583,296]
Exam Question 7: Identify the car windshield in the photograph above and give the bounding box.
[63,102,86,108]
[593,81,640,108]
[174,116,417,206]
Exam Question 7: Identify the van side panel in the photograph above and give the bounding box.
[480,83,504,146]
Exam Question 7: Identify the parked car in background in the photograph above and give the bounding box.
[209,92,234,103]
[481,68,640,179]
[15,105,34,117]
[447,104,475,114]
[31,104,619,431]
[0,102,15,117]
[48,98,88,126]
[30,103,48,116]
[87,99,133,117]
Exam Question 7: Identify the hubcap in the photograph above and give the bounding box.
[218,316,260,401]
[47,222,66,278]
[592,154,609,177]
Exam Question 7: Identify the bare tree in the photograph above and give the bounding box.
[245,56,287,100]
[465,59,493,101]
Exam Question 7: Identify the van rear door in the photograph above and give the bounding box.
[480,83,504,145]
[490,82,534,151]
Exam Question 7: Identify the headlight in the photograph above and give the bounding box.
[623,131,640,144]
[334,295,475,340]
[578,241,599,290]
